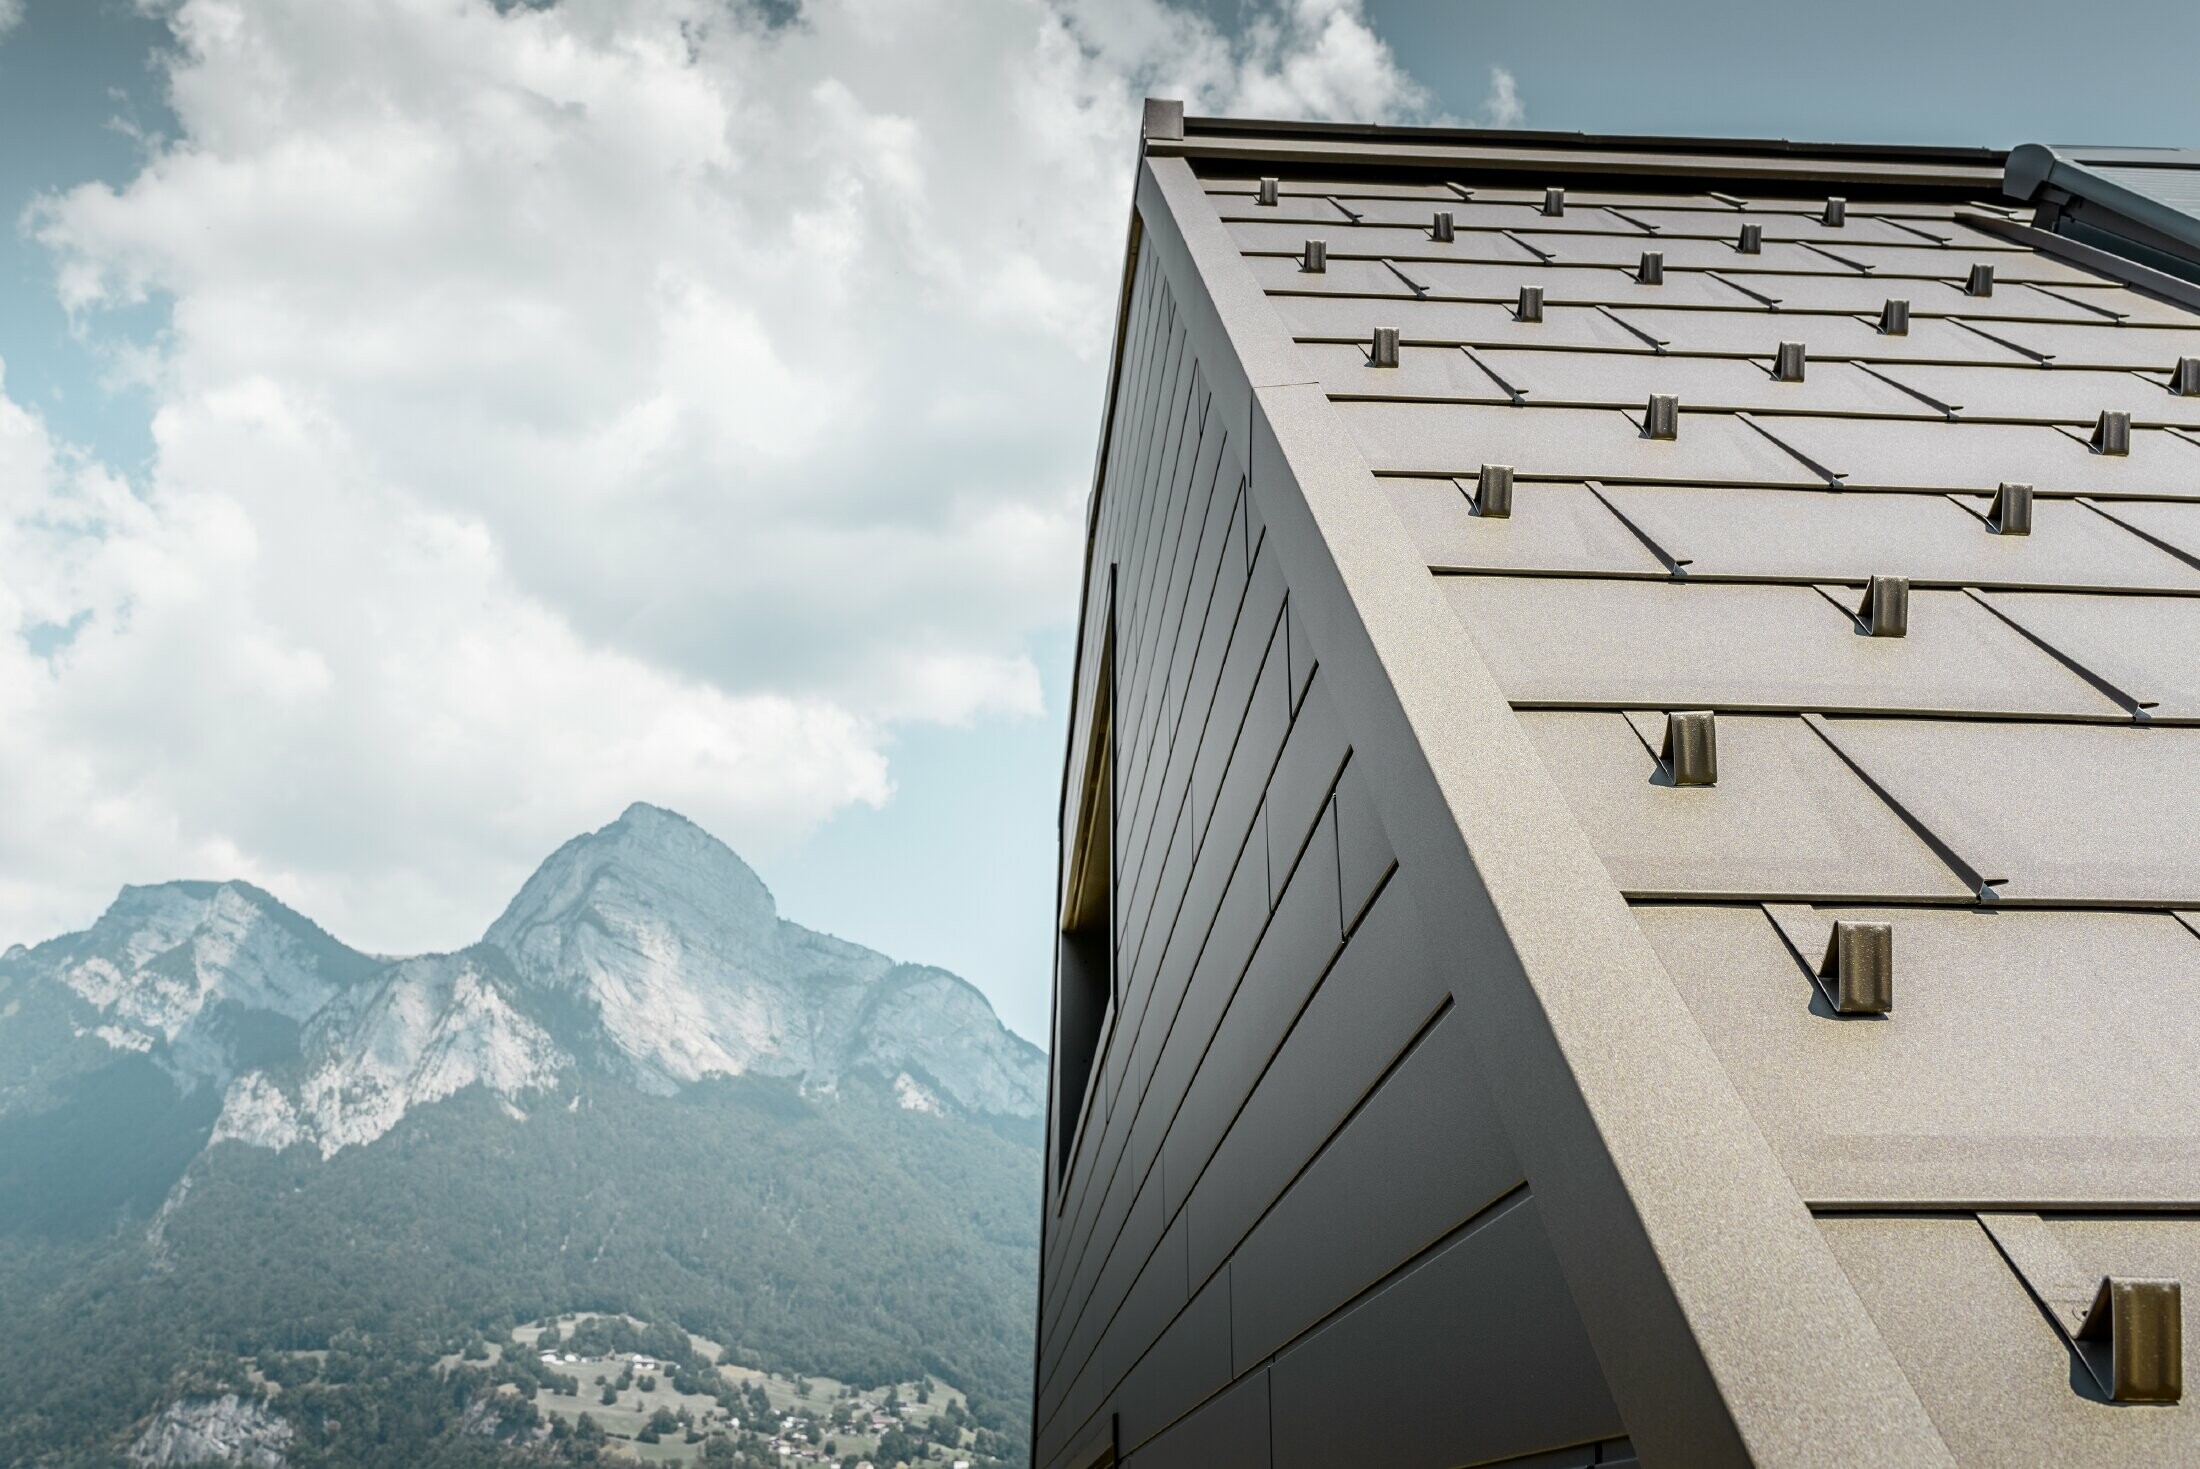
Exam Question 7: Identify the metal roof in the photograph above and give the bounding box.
[1098,107,2200,1465]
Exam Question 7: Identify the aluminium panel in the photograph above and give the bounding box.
[1636,904,2200,1205]
[1264,680,1349,900]
[1381,478,1668,576]
[1227,1003,1521,1372]
[1817,242,2107,284]
[1226,219,1541,263]
[1821,1216,2200,1466]
[1596,484,2200,592]
[1098,1209,1190,1398]
[1180,877,1447,1286]
[1817,719,2200,903]
[1441,578,2124,718]
[1113,1266,1232,1453]
[1409,260,1762,308]
[1120,1368,1269,1469]
[1867,361,2200,428]
[1704,271,2123,321]
[1297,342,1513,403]
[1241,254,1416,297]
[1122,804,1274,1194]
[1465,348,1940,417]
[1331,197,1646,234]
[1608,306,2035,364]
[1617,208,1932,246]
[1509,230,1852,274]
[1331,757,1396,931]
[1965,318,2200,371]
[2090,497,2200,562]
[1161,808,1342,1221]
[1765,415,2200,498]
[2043,1217,2200,1302]
[1268,294,1659,351]
[1338,401,1831,484]
[2050,284,2200,328]
[1980,590,2200,719]
[1517,710,1973,901]
[1050,1166,1170,1416]
[1268,1195,1622,1469]
[1209,193,1364,225]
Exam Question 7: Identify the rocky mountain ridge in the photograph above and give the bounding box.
[0,804,1045,1157]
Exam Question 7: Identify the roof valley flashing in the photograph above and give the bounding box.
[1036,107,2200,1469]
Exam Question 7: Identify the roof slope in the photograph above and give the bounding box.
[1138,113,2200,1466]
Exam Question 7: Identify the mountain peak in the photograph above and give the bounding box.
[482,806,1042,1114]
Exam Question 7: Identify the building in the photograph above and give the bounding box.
[1035,105,2200,1469]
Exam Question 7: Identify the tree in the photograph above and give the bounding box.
[600,1383,617,1406]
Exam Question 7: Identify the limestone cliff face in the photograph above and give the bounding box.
[481,803,1045,1117]
[0,803,1042,1159]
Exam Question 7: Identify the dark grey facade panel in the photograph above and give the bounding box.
[1039,1164,1163,1426]
[1117,1366,1269,1469]
[1182,873,1441,1286]
[1228,1001,1523,1370]
[1186,553,1287,847]
[1113,386,1210,758]
[1267,1194,1621,1469]
[1112,1264,1233,1454]
[1122,803,1274,1195]
[1099,1209,1191,1414]
[1331,757,1396,932]
[1095,482,1248,1123]
[1282,598,1315,716]
[1160,804,1342,1222]
[1054,803,1265,1354]
[1260,673,1347,906]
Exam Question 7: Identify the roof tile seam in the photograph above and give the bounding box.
[1797,711,2001,899]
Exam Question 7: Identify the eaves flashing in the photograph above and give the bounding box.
[1153,121,2004,193]
[1135,153,1956,1469]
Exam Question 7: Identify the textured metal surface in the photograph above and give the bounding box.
[1638,904,2200,1205]
[1594,484,2200,591]
[1824,1216,2200,1464]
[1812,718,2200,902]
[1518,711,1972,900]
[1380,478,1668,575]
[1440,577,2124,717]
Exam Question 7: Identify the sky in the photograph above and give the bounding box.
[1,0,2195,1047]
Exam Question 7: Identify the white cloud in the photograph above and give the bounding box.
[0,0,22,41]
[1480,65,1524,129]
[5,0,1433,957]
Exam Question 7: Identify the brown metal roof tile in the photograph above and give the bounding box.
[1516,710,1973,901]
[1638,903,2200,1206]
[1447,579,2126,718]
